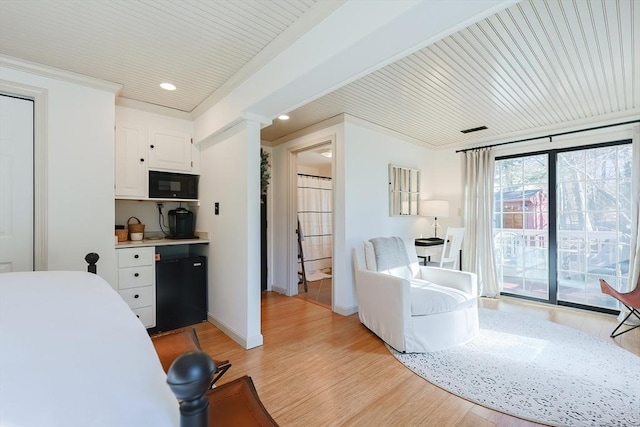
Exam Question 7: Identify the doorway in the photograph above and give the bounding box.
[294,143,333,308]
[0,94,34,273]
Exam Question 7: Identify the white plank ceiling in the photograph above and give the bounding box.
[1,0,638,150]
[0,0,317,112]
[262,0,640,147]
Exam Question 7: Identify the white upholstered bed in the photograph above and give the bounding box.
[0,271,180,426]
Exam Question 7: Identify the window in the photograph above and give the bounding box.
[494,141,632,312]
[389,165,420,216]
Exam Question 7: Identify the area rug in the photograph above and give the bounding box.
[388,309,640,426]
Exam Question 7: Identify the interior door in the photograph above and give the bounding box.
[0,94,34,273]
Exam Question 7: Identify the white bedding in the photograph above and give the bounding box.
[0,271,179,427]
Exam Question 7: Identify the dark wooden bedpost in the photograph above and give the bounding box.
[167,351,216,427]
[85,253,99,274]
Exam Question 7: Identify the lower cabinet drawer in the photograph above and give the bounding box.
[118,266,154,289]
[131,306,155,328]
[119,286,154,309]
[117,246,154,268]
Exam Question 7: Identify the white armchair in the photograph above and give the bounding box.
[352,237,479,352]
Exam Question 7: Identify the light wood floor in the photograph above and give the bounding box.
[188,294,639,427]
[295,278,332,309]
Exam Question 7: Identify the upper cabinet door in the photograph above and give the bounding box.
[148,129,192,172]
[115,122,147,198]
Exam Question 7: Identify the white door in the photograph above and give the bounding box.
[0,95,34,273]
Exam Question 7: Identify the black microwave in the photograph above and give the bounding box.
[149,171,199,199]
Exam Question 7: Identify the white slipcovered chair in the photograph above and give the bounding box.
[352,236,479,352]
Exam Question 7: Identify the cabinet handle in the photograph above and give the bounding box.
[140,158,145,163]
[134,294,139,299]
[134,254,139,259]
[134,273,139,277]
[137,315,140,318]
[150,144,155,149]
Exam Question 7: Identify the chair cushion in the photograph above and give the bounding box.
[409,278,475,316]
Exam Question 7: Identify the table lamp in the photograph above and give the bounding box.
[421,200,450,239]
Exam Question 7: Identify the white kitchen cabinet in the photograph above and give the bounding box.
[115,122,148,198]
[116,246,155,328]
[115,107,198,200]
[148,128,193,172]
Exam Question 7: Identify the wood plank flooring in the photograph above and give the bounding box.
[295,278,332,309]
[184,294,639,427]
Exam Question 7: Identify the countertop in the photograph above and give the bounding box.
[116,237,209,248]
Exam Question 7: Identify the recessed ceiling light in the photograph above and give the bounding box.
[160,82,176,91]
[278,114,290,120]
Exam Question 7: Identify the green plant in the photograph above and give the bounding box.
[260,148,271,201]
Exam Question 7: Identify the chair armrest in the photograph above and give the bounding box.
[355,269,411,315]
[418,266,478,297]
[354,268,411,351]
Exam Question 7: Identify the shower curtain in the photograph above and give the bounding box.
[297,174,333,279]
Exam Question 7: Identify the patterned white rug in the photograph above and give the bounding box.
[388,309,640,426]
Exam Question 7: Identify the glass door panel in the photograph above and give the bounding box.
[556,144,632,309]
[493,154,549,299]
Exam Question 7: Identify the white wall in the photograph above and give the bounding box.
[197,120,263,349]
[270,115,439,314]
[0,65,118,286]
[341,118,438,312]
[115,200,185,235]
[421,149,465,232]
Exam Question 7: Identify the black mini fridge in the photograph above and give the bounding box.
[155,255,207,332]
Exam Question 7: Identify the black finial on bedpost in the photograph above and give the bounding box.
[167,351,216,427]
[85,253,99,274]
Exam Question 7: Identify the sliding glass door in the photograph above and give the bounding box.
[493,141,632,311]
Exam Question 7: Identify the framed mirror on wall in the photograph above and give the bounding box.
[389,164,421,216]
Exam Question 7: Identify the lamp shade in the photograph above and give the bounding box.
[421,200,450,218]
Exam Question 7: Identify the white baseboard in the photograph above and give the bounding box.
[207,313,263,350]
[271,285,288,295]
[334,304,358,316]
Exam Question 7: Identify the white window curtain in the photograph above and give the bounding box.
[620,125,640,323]
[462,148,499,297]
[297,175,333,276]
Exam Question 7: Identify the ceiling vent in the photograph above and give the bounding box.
[460,126,488,134]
